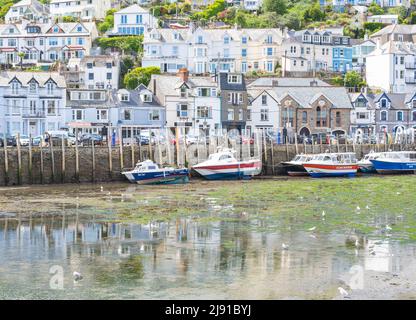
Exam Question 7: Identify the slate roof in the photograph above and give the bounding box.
[115,4,150,14]
[0,71,65,87]
[218,72,246,91]
[111,86,163,109]
[247,77,331,88]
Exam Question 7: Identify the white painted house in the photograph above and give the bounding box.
[366,14,399,25]
[149,69,222,134]
[246,89,280,134]
[4,0,50,23]
[0,21,98,66]
[50,0,111,21]
[0,71,67,136]
[111,4,157,36]
[366,40,416,93]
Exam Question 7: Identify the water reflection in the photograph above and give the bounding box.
[1,213,416,299]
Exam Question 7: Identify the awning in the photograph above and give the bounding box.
[0,48,17,52]
[67,121,92,128]
[62,46,86,51]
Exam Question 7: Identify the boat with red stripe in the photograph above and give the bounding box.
[192,148,262,180]
[303,152,358,178]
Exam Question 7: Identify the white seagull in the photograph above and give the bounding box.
[73,271,83,281]
[356,206,361,211]
[282,243,289,250]
[100,186,104,192]
[308,226,316,231]
[322,211,326,217]
[338,287,349,297]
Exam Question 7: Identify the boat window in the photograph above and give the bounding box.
[219,155,232,160]
[148,166,157,169]
[324,156,331,161]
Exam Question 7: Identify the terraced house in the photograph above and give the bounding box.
[0,21,98,66]
[281,28,352,76]
[49,0,111,21]
[247,77,351,140]
[142,26,285,75]
[110,4,157,36]
[0,71,66,136]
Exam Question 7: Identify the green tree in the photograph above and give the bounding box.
[368,2,384,15]
[97,36,143,55]
[344,71,366,90]
[124,66,161,89]
[97,9,117,33]
[17,52,25,70]
[263,0,288,15]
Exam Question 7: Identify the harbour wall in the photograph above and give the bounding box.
[0,142,415,186]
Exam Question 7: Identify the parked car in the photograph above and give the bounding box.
[31,135,44,146]
[12,134,30,146]
[79,133,103,146]
[135,134,150,145]
[46,130,77,146]
[0,133,16,147]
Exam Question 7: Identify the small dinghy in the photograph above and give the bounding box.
[281,154,313,176]
[122,160,189,184]
[358,151,381,173]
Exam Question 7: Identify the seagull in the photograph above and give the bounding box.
[355,239,359,248]
[356,206,361,211]
[396,192,401,195]
[338,287,349,297]
[282,243,289,250]
[140,244,145,251]
[308,226,316,231]
[100,185,104,192]
[73,271,83,281]
[322,211,326,217]
[385,225,392,231]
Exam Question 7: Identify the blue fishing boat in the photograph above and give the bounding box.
[122,160,189,184]
[370,151,416,174]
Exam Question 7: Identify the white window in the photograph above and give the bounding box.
[123,109,131,120]
[97,109,108,120]
[261,109,269,121]
[72,109,84,120]
[177,104,188,117]
[149,110,160,121]
[228,75,241,83]
[228,108,234,120]
[197,106,211,119]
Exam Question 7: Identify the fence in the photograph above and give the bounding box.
[0,130,416,186]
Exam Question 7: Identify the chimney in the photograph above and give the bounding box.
[310,80,318,87]
[177,68,189,82]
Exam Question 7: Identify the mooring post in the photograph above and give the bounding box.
[119,127,124,172]
[311,136,315,154]
[270,135,275,175]
[285,136,289,161]
[28,134,33,184]
[107,126,112,179]
[40,136,44,184]
[91,139,96,183]
[16,133,22,185]
[75,128,79,182]
[130,126,135,167]
[165,127,172,165]
[175,127,179,166]
[3,131,8,186]
[61,134,65,183]
[49,134,55,183]
[336,137,340,153]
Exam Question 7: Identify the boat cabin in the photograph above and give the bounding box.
[312,153,357,164]
[134,160,160,171]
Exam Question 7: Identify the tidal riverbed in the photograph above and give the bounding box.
[1,176,416,299]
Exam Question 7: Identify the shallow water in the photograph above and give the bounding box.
[1,178,416,300]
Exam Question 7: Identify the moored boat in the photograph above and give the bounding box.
[358,151,382,173]
[370,151,416,174]
[122,160,189,184]
[303,152,358,178]
[281,154,313,176]
[192,148,262,180]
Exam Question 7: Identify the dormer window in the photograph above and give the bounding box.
[46,82,54,94]
[121,93,130,101]
[266,35,272,44]
[413,100,416,108]
[11,80,19,94]
[180,86,187,98]
[53,26,59,33]
[77,26,82,32]
[29,81,37,93]
[380,98,387,108]
[9,28,14,34]
[303,34,310,42]
[313,35,320,43]
[174,33,179,40]
[322,36,330,43]
[197,36,203,44]
[142,94,152,102]
[228,74,241,84]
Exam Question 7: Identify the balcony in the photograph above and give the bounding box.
[22,112,46,118]
[405,78,416,84]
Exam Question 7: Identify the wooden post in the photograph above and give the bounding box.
[28,134,33,184]
[61,134,65,183]
[285,135,289,161]
[75,128,79,182]
[165,127,172,165]
[107,126,112,179]
[336,136,340,153]
[119,127,124,172]
[137,129,142,162]
[16,133,22,185]
[40,136,44,184]
[262,131,267,172]
[130,126,135,167]
[303,140,306,154]
[148,129,153,161]
[294,134,299,154]
[2,131,8,186]
[91,139,96,183]
[49,134,55,183]
[270,135,275,175]
[312,136,315,154]
[175,127,180,166]
[319,136,323,153]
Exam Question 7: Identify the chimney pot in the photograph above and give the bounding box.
[177,68,189,82]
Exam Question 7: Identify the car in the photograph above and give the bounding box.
[31,135,44,146]
[79,133,103,146]
[13,134,30,146]
[46,130,77,146]
[0,133,16,147]
[135,134,150,145]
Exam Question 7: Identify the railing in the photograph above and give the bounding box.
[405,62,416,69]
[22,112,46,118]
[405,78,416,84]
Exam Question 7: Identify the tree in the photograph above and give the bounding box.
[17,52,25,70]
[368,2,384,15]
[123,66,161,89]
[263,0,288,15]
[97,9,117,33]
[97,36,143,55]
[344,71,366,90]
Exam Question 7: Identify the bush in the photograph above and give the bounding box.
[124,66,161,89]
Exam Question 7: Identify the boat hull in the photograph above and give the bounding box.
[193,161,262,180]
[303,163,358,178]
[281,163,308,176]
[358,163,376,173]
[370,159,416,174]
[123,169,190,184]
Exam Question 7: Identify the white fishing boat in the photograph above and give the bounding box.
[281,154,313,176]
[357,151,382,173]
[122,160,189,184]
[303,152,358,178]
[192,148,262,180]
